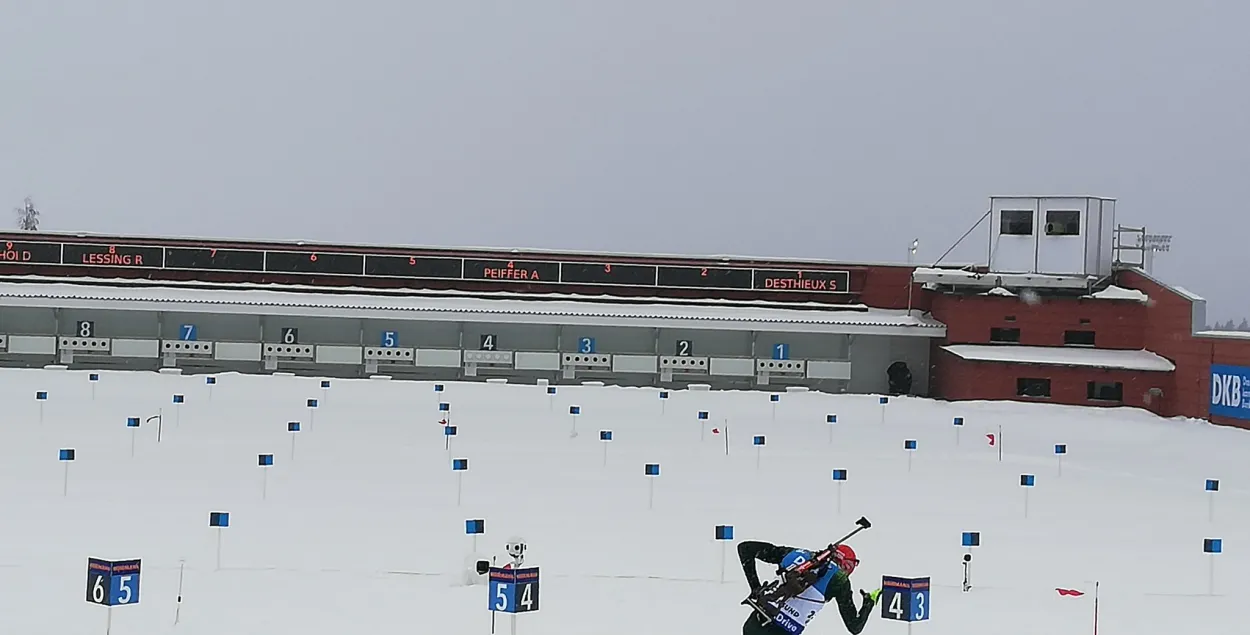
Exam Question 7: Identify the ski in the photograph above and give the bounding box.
[742,516,871,621]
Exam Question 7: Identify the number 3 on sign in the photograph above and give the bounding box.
[578,337,595,354]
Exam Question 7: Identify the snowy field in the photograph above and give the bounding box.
[0,368,1244,635]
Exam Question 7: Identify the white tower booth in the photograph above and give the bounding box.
[987,195,1116,276]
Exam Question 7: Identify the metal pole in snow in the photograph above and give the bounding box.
[1093,581,1100,635]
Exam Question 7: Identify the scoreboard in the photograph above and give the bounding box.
[0,234,854,299]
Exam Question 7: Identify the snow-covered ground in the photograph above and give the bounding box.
[0,369,1244,634]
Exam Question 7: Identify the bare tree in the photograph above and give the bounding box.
[14,197,39,231]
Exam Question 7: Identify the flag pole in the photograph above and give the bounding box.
[1093,581,1099,635]
[997,424,1003,462]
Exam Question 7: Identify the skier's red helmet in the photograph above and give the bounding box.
[833,544,859,574]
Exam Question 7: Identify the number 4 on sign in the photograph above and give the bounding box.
[520,583,534,610]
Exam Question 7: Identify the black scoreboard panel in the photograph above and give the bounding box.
[559,262,657,286]
[753,269,850,293]
[365,255,462,279]
[164,247,265,271]
[657,265,752,290]
[62,243,164,268]
[0,241,61,264]
[265,250,364,275]
[0,237,853,296]
[463,259,561,283]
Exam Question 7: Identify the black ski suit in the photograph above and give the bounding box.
[738,540,874,635]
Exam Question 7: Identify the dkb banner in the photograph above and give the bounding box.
[1210,364,1250,419]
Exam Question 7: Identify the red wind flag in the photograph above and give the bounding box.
[986,433,995,446]
[1055,588,1084,597]
[712,428,721,434]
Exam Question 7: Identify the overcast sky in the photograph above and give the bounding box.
[2,2,1246,319]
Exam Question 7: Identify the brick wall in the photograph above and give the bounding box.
[1116,269,1250,429]
[929,293,1147,348]
[933,349,1170,412]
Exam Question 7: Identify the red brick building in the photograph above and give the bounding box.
[914,196,1250,429]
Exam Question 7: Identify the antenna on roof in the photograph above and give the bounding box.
[14,197,40,231]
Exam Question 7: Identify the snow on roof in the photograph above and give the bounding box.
[1084,285,1149,303]
[1195,330,1250,340]
[1169,285,1205,302]
[940,344,1175,372]
[0,280,949,336]
[983,287,1016,297]
[0,273,863,312]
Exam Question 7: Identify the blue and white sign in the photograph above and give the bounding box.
[578,337,596,354]
[880,576,929,622]
[772,343,789,360]
[381,331,399,348]
[489,567,540,613]
[1211,364,1250,419]
[86,558,141,606]
[179,324,198,341]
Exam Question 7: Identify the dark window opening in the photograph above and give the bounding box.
[1004,315,1017,322]
[1064,330,1096,346]
[1087,381,1123,402]
[990,327,1021,343]
[1045,210,1081,236]
[1017,378,1051,397]
[1001,210,1034,235]
[1078,318,1091,325]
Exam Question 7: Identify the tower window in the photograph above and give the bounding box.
[1045,210,1081,236]
[1000,210,1033,235]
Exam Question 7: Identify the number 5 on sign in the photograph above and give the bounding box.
[381,331,398,348]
